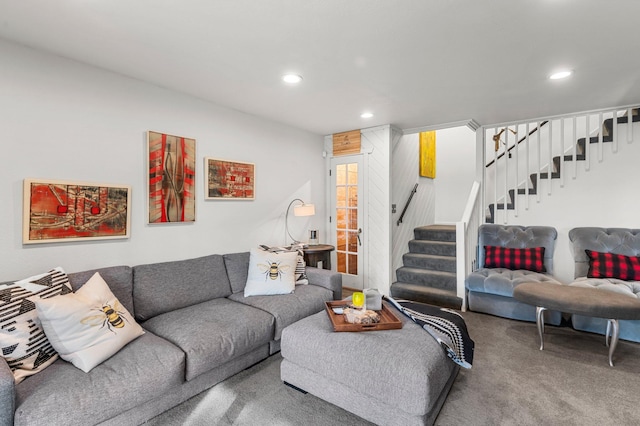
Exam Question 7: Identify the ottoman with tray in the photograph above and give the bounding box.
[280,302,459,426]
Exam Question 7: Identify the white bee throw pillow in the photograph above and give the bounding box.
[34,272,144,373]
[244,248,298,297]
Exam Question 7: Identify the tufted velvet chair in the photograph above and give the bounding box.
[465,224,563,324]
[568,227,640,342]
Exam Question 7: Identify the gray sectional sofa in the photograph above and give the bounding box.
[0,252,341,426]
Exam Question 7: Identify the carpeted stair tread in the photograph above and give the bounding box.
[390,282,462,310]
[395,266,456,290]
[402,252,456,273]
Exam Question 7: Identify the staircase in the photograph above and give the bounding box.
[487,109,640,223]
[390,224,462,309]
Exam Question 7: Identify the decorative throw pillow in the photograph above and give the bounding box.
[0,267,72,384]
[484,245,546,273]
[586,249,640,281]
[34,272,144,373]
[244,248,298,296]
[294,250,309,285]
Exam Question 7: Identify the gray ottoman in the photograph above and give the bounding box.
[280,308,459,426]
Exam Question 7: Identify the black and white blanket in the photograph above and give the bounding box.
[386,297,474,369]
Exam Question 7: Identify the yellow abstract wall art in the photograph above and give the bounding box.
[419,131,436,178]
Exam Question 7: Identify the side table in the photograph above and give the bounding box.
[303,244,335,270]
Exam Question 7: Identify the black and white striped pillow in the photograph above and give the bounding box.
[0,267,72,383]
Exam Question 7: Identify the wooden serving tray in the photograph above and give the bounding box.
[324,300,403,332]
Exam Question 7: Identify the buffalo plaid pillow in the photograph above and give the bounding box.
[586,249,640,281]
[484,246,546,273]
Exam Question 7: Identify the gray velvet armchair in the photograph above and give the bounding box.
[465,224,563,324]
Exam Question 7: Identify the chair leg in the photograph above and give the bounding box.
[536,306,547,351]
[608,319,619,367]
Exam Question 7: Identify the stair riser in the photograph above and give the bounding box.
[395,269,456,291]
[413,228,456,242]
[390,283,462,310]
[403,254,456,272]
[408,241,456,256]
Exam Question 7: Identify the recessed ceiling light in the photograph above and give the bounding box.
[282,74,303,84]
[549,70,573,80]
[360,112,374,119]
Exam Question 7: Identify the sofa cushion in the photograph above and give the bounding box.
[466,268,562,298]
[229,283,333,340]
[14,331,184,426]
[133,254,232,321]
[223,252,250,294]
[569,277,640,299]
[142,298,274,381]
[68,265,134,314]
[585,250,640,281]
[483,245,546,273]
[34,272,144,373]
[0,267,72,384]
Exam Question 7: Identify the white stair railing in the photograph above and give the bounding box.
[456,180,481,311]
[483,104,638,224]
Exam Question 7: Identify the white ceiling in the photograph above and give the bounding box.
[1,0,639,136]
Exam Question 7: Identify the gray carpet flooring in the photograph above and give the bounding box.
[144,311,640,425]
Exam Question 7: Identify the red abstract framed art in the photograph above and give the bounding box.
[23,178,131,244]
[204,157,255,200]
[147,131,196,223]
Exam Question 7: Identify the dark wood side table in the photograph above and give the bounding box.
[303,244,335,270]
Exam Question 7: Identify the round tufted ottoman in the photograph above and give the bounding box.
[280,308,459,426]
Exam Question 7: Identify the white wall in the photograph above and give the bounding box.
[391,132,435,281]
[434,126,476,223]
[0,40,325,281]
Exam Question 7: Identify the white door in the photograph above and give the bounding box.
[330,155,364,290]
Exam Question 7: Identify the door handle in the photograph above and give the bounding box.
[357,228,362,246]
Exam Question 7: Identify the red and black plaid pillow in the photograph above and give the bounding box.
[586,249,640,281]
[484,246,546,273]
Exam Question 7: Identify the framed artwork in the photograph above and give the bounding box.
[419,130,436,178]
[147,131,196,223]
[204,157,255,200]
[23,178,131,244]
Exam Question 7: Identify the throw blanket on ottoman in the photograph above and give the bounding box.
[387,297,474,369]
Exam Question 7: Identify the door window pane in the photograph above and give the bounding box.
[348,164,358,185]
[348,254,358,275]
[337,252,346,274]
[336,187,346,207]
[336,209,346,229]
[348,186,358,207]
[336,165,346,185]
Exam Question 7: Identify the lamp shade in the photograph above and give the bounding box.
[293,203,315,217]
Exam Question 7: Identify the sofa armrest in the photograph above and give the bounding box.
[305,267,342,300]
[0,357,15,426]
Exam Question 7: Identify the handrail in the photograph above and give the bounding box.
[396,183,418,226]
[485,120,548,167]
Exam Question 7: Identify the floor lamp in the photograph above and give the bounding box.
[285,198,315,245]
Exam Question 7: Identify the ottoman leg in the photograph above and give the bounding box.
[536,306,547,351]
[607,319,620,367]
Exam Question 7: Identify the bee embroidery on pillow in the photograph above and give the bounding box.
[258,261,290,281]
[81,301,129,333]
